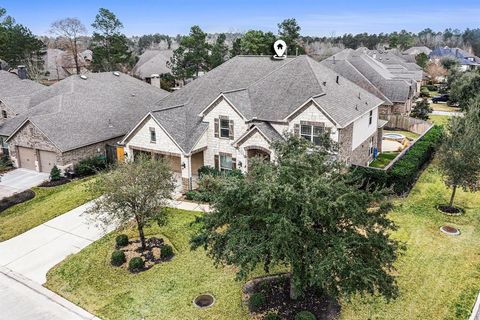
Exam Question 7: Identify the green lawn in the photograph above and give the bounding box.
[340,160,480,320]
[429,115,451,126]
[431,103,461,113]
[0,178,97,241]
[384,130,420,140]
[369,152,399,168]
[46,209,251,320]
[46,161,480,320]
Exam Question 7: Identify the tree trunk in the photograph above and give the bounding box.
[73,39,80,75]
[449,185,457,208]
[138,224,147,251]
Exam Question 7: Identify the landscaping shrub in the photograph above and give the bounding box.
[160,244,174,259]
[248,292,267,311]
[0,189,35,213]
[73,156,107,177]
[49,165,62,181]
[426,84,438,91]
[128,257,144,271]
[353,126,443,195]
[295,311,316,320]
[198,165,219,177]
[111,250,126,266]
[115,234,129,247]
[264,312,282,320]
[420,87,430,98]
[0,156,13,173]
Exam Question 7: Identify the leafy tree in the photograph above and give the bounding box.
[278,18,304,55]
[0,7,44,68]
[87,155,175,251]
[438,99,480,208]
[90,8,133,72]
[160,73,175,91]
[169,25,210,79]
[209,33,229,68]
[415,52,429,69]
[450,71,480,109]
[238,30,276,55]
[50,18,87,74]
[440,57,458,71]
[410,98,432,120]
[192,135,400,300]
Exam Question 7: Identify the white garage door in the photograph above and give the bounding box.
[39,150,57,173]
[18,147,36,171]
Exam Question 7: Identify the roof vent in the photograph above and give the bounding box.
[336,75,339,84]
[355,105,359,111]
[358,92,361,99]
[80,75,88,80]
[131,93,136,97]
[113,71,120,76]
[107,119,113,128]
[322,81,327,86]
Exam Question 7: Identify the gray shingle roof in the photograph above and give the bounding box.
[0,70,45,114]
[147,55,383,153]
[3,72,169,151]
[132,50,173,79]
[322,50,415,103]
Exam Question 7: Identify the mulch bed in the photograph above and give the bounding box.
[117,237,174,272]
[244,274,340,320]
[39,178,71,188]
[436,205,464,216]
[0,190,35,213]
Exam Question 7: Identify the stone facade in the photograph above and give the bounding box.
[9,120,122,171]
[338,122,377,166]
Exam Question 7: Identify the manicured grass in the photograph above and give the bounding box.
[340,159,480,320]
[384,130,420,140]
[46,209,251,320]
[0,178,97,241]
[431,103,461,112]
[46,160,480,320]
[369,152,399,168]
[429,115,451,126]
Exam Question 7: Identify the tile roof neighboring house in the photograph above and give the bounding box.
[430,47,480,66]
[139,55,383,153]
[0,70,45,114]
[321,50,415,104]
[132,50,173,80]
[403,46,432,56]
[2,72,169,151]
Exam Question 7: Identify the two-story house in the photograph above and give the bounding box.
[122,55,386,192]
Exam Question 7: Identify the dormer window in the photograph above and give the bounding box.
[149,127,156,143]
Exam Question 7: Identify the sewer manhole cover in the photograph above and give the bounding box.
[440,226,460,236]
[193,294,215,308]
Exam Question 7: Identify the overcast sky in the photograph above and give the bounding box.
[2,0,480,36]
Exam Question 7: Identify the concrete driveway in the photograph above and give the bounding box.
[0,168,49,199]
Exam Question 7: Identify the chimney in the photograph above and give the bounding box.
[333,56,336,64]
[150,74,161,88]
[17,65,27,80]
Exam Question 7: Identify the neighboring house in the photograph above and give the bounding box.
[121,55,385,192]
[0,72,169,173]
[42,48,89,81]
[430,47,480,71]
[132,49,173,87]
[321,49,417,116]
[403,46,432,56]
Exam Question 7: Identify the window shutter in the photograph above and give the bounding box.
[214,118,219,138]
[294,124,300,136]
[229,120,234,139]
[232,157,236,170]
[214,155,219,170]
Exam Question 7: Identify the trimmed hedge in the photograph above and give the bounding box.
[115,234,129,247]
[353,126,443,195]
[0,190,35,213]
[73,156,107,177]
[111,250,126,266]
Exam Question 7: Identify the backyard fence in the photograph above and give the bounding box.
[381,114,433,135]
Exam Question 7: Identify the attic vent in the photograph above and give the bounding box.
[113,71,120,76]
[80,75,88,80]
[336,75,339,84]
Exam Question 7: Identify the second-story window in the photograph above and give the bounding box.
[300,121,324,146]
[214,116,234,139]
[369,110,373,125]
[149,127,156,143]
[220,118,230,138]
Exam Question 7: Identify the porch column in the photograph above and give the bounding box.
[180,154,192,193]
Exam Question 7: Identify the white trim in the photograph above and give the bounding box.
[339,101,383,129]
[284,97,339,128]
[233,125,272,148]
[198,93,247,120]
[185,124,209,156]
[123,112,186,154]
[120,113,152,145]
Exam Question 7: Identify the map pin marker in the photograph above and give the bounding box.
[273,39,287,59]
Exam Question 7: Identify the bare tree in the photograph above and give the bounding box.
[50,18,86,74]
[425,62,448,83]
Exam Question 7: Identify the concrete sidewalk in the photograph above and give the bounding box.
[0,168,48,199]
[0,267,99,320]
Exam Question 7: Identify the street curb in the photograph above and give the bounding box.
[0,267,100,320]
